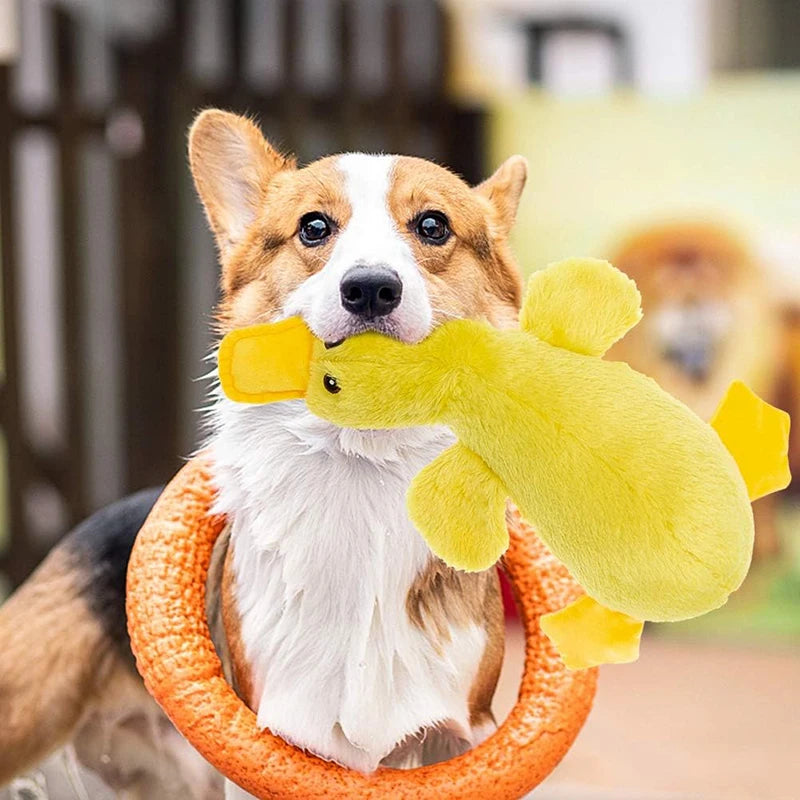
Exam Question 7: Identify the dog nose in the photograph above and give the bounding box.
[340,265,402,318]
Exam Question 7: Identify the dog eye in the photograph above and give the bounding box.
[415,211,450,245]
[323,374,341,394]
[299,212,333,246]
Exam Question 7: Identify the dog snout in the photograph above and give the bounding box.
[340,265,402,319]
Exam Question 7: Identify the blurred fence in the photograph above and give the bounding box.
[0,0,485,586]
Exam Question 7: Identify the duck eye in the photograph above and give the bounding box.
[323,374,341,394]
[415,211,450,245]
[299,212,333,246]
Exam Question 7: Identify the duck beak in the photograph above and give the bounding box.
[218,317,314,404]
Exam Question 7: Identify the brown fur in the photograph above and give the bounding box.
[405,560,493,645]
[608,220,779,412]
[404,558,504,726]
[188,110,296,260]
[387,156,523,322]
[205,524,235,679]
[214,157,352,328]
[0,549,115,784]
[0,497,221,797]
[777,308,800,485]
[0,549,217,798]
[467,574,504,729]
[188,111,524,336]
[220,544,255,709]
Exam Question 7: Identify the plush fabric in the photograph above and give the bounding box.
[218,258,791,668]
[218,316,312,403]
[709,379,791,501]
[539,595,644,670]
[519,258,643,356]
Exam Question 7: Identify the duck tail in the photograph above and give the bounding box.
[710,381,791,501]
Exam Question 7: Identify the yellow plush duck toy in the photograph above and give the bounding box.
[218,259,790,669]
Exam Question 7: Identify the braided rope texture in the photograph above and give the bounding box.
[127,455,597,799]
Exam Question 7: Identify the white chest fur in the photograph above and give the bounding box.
[210,398,487,772]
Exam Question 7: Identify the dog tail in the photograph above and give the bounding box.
[0,488,161,785]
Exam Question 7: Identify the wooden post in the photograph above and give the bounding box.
[0,63,35,586]
[115,22,182,492]
[54,9,88,523]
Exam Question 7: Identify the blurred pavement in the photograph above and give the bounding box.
[494,624,800,800]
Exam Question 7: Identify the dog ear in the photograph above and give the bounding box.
[474,156,527,236]
[189,110,295,256]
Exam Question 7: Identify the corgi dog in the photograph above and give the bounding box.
[0,110,527,798]
[607,220,784,557]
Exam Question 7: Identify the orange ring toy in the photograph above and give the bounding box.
[127,455,597,799]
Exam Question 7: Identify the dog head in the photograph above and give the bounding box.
[189,110,526,344]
